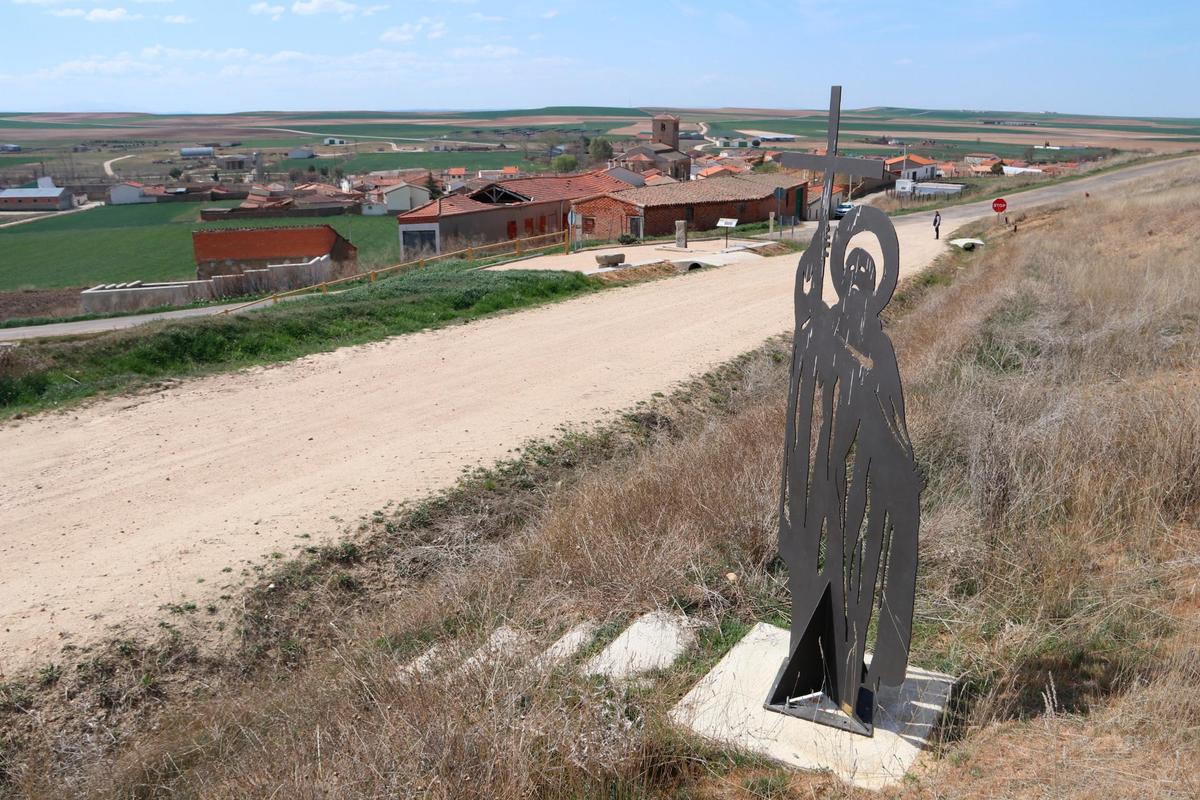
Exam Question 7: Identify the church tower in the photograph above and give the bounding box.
[651,113,680,151]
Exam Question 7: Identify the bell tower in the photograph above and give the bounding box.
[652,113,680,151]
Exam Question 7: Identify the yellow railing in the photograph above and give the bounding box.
[219,229,570,316]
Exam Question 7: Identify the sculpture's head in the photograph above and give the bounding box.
[829,206,899,318]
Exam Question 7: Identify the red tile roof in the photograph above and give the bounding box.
[603,173,805,207]
[495,171,635,202]
[399,170,637,221]
[885,154,935,166]
[192,225,351,264]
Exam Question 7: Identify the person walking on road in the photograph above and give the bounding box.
[933,210,941,240]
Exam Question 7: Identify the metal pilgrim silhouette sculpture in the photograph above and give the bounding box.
[764,86,922,737]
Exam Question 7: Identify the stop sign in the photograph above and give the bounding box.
[992,198,1008,213]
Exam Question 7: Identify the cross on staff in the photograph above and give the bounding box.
[773,86,886,222]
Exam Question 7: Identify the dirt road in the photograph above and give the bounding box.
[102,154,134,177]
[0,156,1193,673]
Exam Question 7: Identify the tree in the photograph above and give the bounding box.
[169,167,183,179]
[552,154,578,173]
[753,161,780,173]
[589,137,613,163]
[538,130,563,159]
[990,160,1005,175]
[424,173,442,199]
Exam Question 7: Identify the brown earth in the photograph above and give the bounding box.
[0,288,82,322]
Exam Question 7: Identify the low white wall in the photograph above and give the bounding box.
[79,255,335,314]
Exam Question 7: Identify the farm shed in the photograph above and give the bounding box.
[192,225,358,280]
[571,173,806,240]
[396,170,635,257]
[0,178,74,211]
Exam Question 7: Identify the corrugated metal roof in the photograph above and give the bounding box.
[0,187,69,199]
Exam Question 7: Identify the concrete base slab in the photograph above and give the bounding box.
[534,621,599,670]
[398,643,449,681]
[583,611,695,679]
[459,625,533,673]
[669,622,953,791]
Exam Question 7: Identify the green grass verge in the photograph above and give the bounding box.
[0,262,599,416]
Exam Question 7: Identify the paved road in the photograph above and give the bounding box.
[1,299,276,342]
[0,154,1193,673]
[0,201,103,231]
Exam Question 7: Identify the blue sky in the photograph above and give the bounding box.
[1,0,1197,116]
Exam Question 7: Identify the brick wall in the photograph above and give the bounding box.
[573,185,804,240]
[572,195,640,240]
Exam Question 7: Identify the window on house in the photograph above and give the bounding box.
[685,205,694,222]
[524,218,534,235]
[507,220,518,239]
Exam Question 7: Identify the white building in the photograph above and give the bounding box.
[885,154,938,181]
[107,182,157,205]
[323,137,348,146]
[360,181,433,215]
[288,147,315,159]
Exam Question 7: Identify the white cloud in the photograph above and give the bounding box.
[163,13,193,23]
[540,9,558,18]
[249,1,284,20]
[449,44,518,59]
[82,7,143,22]
[380,17,445,42]
[291,0,356,14]
[361,3,388,14]
[48,6,145,21]
[470,11,505,22]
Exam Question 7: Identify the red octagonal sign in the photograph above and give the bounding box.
[992,198,1008,213]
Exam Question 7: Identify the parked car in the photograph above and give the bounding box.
[833,202,856,219]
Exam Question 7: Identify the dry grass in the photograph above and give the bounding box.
[5,163,1200,798]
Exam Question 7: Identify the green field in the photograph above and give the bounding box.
[289,119,633,139]
[274,150,549,175]
[0,154,43,167]
[0,202,406,290]
[279,106,647,123]
[0,118,116,130]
